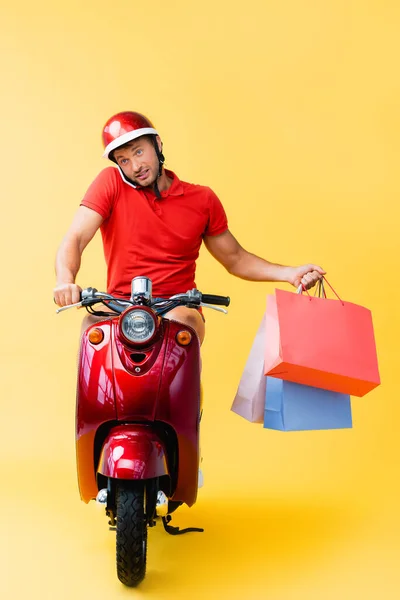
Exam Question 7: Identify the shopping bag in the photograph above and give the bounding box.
[264,282,380,397]
[263,377,352,431]
[231,316,267,423]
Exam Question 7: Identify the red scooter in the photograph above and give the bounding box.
[57,276,230,587]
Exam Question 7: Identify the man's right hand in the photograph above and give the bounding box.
[53,283,82,307]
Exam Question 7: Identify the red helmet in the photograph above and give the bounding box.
[102,111,158,159]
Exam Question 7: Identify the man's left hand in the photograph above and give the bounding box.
[285,264,326,290]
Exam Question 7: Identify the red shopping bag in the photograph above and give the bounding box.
[264,280,380,397]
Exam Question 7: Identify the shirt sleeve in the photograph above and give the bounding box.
[204,188,229,236]
[80,167,119,220]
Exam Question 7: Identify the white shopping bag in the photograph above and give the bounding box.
[231,315,266,423]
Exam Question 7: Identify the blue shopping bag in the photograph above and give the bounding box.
[264,377,352,431]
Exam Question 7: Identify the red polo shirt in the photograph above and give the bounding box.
[80,167,228,298]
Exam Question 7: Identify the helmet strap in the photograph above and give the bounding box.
[153,178,161,198]
[151,136,165,175]
[151,135,165,198]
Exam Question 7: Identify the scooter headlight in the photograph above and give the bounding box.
[120,308,157,345]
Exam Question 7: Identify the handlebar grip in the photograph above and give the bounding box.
[201,294,230,307]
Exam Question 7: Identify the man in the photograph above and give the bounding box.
[54,111,325,342]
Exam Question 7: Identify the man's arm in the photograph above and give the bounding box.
[54,206,104,306]
[204,230,325,289]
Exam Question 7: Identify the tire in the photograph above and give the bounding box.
[116,481,147,587]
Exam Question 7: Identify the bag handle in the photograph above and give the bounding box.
[314,278,326,298]
[296,277,344,305]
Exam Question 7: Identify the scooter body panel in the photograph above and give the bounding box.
[76,315,201,506]
[111,325,167,422]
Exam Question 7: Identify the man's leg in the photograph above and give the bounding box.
[162,306,205,346]
[79,306,117,338]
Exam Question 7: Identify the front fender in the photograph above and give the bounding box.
[98,424,168,479]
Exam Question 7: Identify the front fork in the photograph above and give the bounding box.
[103,477,159,527]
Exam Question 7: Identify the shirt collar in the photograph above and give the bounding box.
[159,169,184,198]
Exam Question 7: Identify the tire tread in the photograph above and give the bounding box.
[116,481,147,586]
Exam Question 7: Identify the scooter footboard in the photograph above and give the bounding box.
[98,424,169,480]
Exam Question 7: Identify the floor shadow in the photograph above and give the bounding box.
[137,495,365,595]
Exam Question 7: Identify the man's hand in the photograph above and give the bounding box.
[285,264,326,290]
[53,283,82,307]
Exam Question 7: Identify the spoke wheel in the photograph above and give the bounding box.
[116,481,147,587]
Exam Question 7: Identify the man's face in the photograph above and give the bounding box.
[113,135,161,186]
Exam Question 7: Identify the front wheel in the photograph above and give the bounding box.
[116,481,147,587]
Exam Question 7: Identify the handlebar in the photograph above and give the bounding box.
[201,294,230,307]
[56,287,230,315]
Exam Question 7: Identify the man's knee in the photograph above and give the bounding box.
[79,305,117,339]
[79,313,106,339]
[164,307,205,345]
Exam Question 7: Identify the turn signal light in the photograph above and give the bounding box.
[176,330,192,346]
[88,328,104,344]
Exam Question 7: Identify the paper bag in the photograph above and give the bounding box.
[231,316,267,423]
[264,289,380,397]
[264,377,352,431]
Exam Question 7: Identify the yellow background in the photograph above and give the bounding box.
[1,1,399,598]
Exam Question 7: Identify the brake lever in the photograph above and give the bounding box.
[56,301,83,314]
[200,303,228,314]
